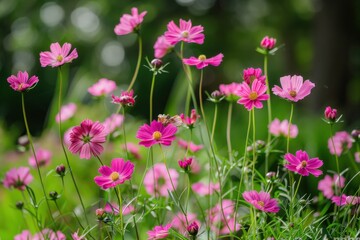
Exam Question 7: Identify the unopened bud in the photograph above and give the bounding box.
[55,164,66,177]
[96,208,106,220]
[16,201,24,210]
[351,129,360,141]
[266,172,276,179]
[187,221,199,236]
[324,106,337,122]
[49,191,59,200]
[18,135,29,147]
[151,59,163,69]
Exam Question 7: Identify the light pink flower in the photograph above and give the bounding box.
[324,106,337,122]
[164,19,204,45]
[72,230,86,240]
[177,139,203,153]
[237,79,269,110]
[345,196,360,205]
[183,53,223,69]
[40,42,78,67]
[102,114,124,134]
[171,212,198,234]
[136,120,177,148]
[269,118,298,138]
[154,35,174,59]
[3,167,33,191]
[63,127,74,148]
[219,82,242,101]
[318,174,345,199]
[56,103,77,123]
[112,90,135,107]
[208,200,241,235]
[147,224,171,240]
[272,75,315,102]
[243,190,280,213]
[104,202,135,215]
[34,228,66,240]
[94,158,134,189]
[114,7,147,35]
[328,131,353,156]
[331,194,347,206]
[260,36,276,50]
[243,67,266,85]
[88,78,117,97]
[180,109,200,128]
[284,150,323,177]
[192,182,220,196]
[121,142,141,159]
[68,119,107,160]
[7,71,39,92]
[355,152,360,163]
[28,148,52,168]
[14,230,32,240]
[144,163,179,197]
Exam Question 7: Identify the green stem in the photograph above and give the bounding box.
[286,103,294,153]
[114,187,124,240]
[251,109,257,189]
[185,173,191,214]
[264,54,272,173]
[122,107,130,160]
[211,103,218,144]
[127,35,142,91]
[290,176,302,222]
[149,72,156,122]
[329,125,341,176]
[226,102,233,164]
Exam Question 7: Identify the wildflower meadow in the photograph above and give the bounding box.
[1,2,359,240]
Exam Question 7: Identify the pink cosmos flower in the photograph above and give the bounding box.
[182,53,223,69]
[243,190,280,213]
[284,150,323,177]
[243,67,266,85]
[114,7,147,35]
[121,142,141,159]
[324,106,337,121]
[208,200,241,235]
[192,182,220,196]
[144,163,179,197]
[34,228,66,240]
[180,109,200,128]
[345,196,360,205]
[40,42,78,67]
[88,78,117,97]
[136,120,177,148]
[355,152,360,163]
[272,75,315,102]
[164,19,204,45]
[28,148,52,168]
[318,174,345,199]
[171,212,198,234]
[260,36,276,50]
[102,114,124,134]
[104,202,135,215]
[14,230,32,240]
[331,194,347,206]
[328,131,353,156]
[3,167,33,191]
[94,158,134,189]
[269,118,298,138]
[7,71,39,92]
[55,103,77,123]
[147,224,171,240]
[237,79,269,110]
[154,35,174,59]
[63,127,74,148]
[178,157,193,172]
[219,82,242,101]
[112,90,135,107]
[177,139,203,153]
[68,119,107,160]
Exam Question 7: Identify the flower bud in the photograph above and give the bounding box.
[351,129,360,141]
[178,157,193,173]
[96,208,106,220]
[324,106,337,121]
[16,201,24,210]
[187,221,199,236]
[55,164,66,177]
[17,135,29,147]
[151,59,163,69]
[49,191,59,200]
[266,171,276,179]
[260,36,276,50]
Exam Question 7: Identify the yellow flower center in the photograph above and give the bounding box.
[198,54,207,61]
[153,131,162,140]
[181,31,189,38]
[110,172,120,181]
[257,201,265,207]
[289,90,297,97]
[249,91,258,100]
[56,55,64,62]
[301,161,307,168]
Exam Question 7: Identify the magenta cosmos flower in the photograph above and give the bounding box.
[164,19,204,45]
[68,119,107,160]
[243,190,280,213]
[183,53,223,69]
[154,35,174,59]
[7,71,39,92]
[147,224,172,240]
[328,131,353,156]
[28,148,52,168]
[40,42,78,67]
[260,36,276,50]
[318,174,345,199]
[269,118,298,138]
[144,163,179,197]
[237,79,269,110]
[112,90,135,107]
[88,78,117,97]
[272,75,315,102]
[243,67,266,85]
[136,120,177,148]
[3,167,33,191]
[284,150,323,177]
[56,103,77,123]
[114,7,147,35]
[94,158,134,189]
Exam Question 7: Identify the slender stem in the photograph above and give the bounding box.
[211,103,218,144]
[96,156,105,166]
[286,103,294,153]
[329,125,341,176]
[149,72,156,122]
[127,35,142,91]
[226,102,233,164]
[57,68,89,224]
[251,109,257,189]
[264,54,272,173]
[114,187,124,240]
[185,173,191,214]
[290,176,302,222]
[122,108,130,160]
[21,93,55,226]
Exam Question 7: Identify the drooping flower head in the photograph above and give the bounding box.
[68,119,107,160]
[180,109,200,128]
[219,82,242,102]
[328,131,353,156]
[7,71,39,92]
[269,118,298,138]
[284,150,323,177]
[112,90,135,107]
[88,78,117,97]
[154,35,174,59]
[114,7,147,35]
[318,174,345,199]
[40,42,78,67]
[171,212,198,234]
[94,158,134,189]
[3,167,33,191]
[260,36,276,50]
[164,19,204,45]
[56,103,77,123]
[192,182,220,196]
[147,224,172,240]
[272,75,315,102]
[183,53,223,69]
[28,148,52,168]
[243,67,266,85]
[144,163,179,197]
[243,190,280,213]
[324,106,338,122]
[136,120,177,148]
[237,79,269,110]
[102,114,124,134]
